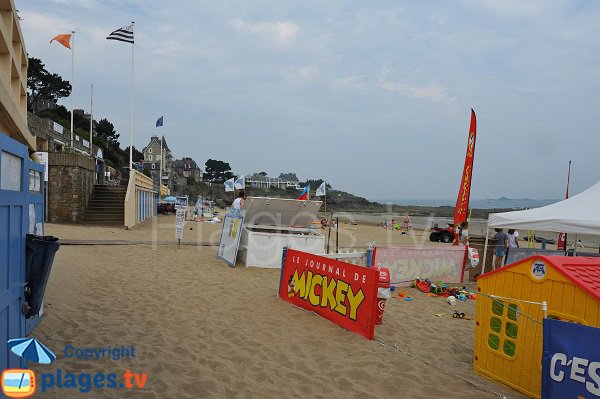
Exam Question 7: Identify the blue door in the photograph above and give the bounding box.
[0,134,45,372]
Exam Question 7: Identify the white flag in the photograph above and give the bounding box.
[234,175,245,190]
[315,182,326,197]
[224,178,235,192]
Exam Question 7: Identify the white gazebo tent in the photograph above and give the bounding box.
[482,180,600,272]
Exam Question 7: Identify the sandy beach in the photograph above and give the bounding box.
[28,216,526,398]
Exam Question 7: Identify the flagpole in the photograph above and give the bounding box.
[160,134,163,187]
[89,83,93,156]
[129,22,135,171]
[70,31,75,152]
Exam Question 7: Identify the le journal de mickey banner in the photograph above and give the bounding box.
[542,318,600,398]
[279,249,379,340]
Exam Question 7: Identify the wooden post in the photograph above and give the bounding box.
[336,217,339,253]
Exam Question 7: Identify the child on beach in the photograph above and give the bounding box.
[493,228,509,269]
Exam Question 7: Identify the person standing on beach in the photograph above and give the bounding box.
[507,229,519,249]
[461,222,469,245]
[232,190,246,209]
[403,215,410,231]
[493,228,509,269]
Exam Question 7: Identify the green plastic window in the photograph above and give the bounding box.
[506,322,518,339]
[492,299,504,316]
[508,304,519,321]
[488,334,500,350]
[503,340,516,357]
[490,317,502,333]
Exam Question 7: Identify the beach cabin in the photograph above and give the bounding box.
[474,255,600,398]
[238,197,325,268]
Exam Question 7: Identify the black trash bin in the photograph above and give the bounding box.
[24,234,60,318]
[120,166,130,185]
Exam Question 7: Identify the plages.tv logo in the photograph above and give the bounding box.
[1,369,36,398]
[3,337,55,398]
[4,338,149,395]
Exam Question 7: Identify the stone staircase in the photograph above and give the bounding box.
[84,185,127,225]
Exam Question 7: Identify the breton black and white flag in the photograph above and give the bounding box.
[106,23,134,44]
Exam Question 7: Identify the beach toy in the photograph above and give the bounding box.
[417,280,431,293]
[405,297,412,301]
[447,296,457,306]
[470,293,477,300]
[457,293,467,301]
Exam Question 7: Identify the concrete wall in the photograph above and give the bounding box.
[47,152,95,223]
[0,0,34,149]
[28,112,99,156]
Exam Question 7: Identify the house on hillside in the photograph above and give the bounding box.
[174,157,203,182]
[246,172,300,189]
[142,135,175,189]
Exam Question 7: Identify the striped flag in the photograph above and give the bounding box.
[107,23,134,44]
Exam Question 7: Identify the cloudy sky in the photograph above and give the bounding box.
[18,0,600,200]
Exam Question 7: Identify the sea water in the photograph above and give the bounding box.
[373,198,560,209]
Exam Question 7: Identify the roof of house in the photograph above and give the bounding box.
[142,136,170,153]
[478,255,600,302]
[174,157,200,169]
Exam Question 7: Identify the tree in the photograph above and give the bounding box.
[258,171,268,177]
[203,159,233,182]
[279,172,298,181]
[124,146,143,163]
[95,119,120,146]
[27,57,72,112]
[300,179,332,189]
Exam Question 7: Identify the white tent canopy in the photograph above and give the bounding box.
[487,180,600,236]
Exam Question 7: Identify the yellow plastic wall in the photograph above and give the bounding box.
[474,257,600,398]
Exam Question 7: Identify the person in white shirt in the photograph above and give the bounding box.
[507,229,519,249]
[460,221,469,245]
[232,190,246,209]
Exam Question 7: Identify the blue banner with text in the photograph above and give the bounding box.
[542,318,600,398]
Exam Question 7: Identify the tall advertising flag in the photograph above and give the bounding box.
[454,109,477,227]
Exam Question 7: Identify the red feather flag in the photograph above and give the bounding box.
[454,109,477,227]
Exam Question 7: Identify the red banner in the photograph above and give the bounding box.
[454,109,477,226]
[279,249,379,340]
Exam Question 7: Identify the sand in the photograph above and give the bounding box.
[28,216,526,398]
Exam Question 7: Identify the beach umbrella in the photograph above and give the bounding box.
[162,196,177,203]
[7,338,56,365]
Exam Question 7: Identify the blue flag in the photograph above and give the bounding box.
[156,116,163,127]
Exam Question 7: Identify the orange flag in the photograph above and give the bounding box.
[50,33,72,49]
